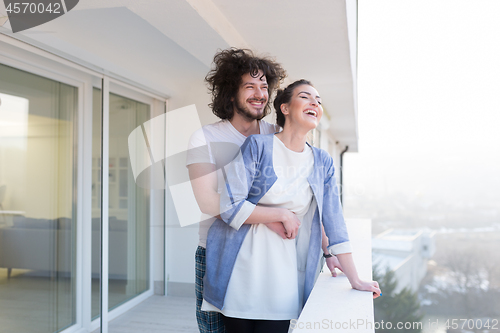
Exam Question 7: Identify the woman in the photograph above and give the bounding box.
[203,80,381,333]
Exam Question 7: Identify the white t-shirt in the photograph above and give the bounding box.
[186,119,279,248]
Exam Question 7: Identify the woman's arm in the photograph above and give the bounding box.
[322,225,343,277]
[247,206,300,239]
[188,161,299,239]
[319,153,381,297]
[336,253,381,299]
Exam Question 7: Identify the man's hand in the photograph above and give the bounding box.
[266,222,287,239]
[325,255,343,277]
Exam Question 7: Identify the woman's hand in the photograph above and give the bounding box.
[325,256,343,277]
[243,207,299,239]
[336,253,381,299]
[280,209,301,239]
[352,280,382,299]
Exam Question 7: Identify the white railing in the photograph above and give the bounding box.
[293,219,375,332]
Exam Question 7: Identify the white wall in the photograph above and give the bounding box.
[165,67,214,288]
[318,128,344,187]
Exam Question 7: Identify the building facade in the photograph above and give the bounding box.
[372,229,436,293]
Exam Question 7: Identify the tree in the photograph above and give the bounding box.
[430,242,500,317]
[373,266,424,333]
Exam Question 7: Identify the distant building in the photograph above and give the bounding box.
[372,229,436,293]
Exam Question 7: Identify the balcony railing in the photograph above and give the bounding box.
[95,219,374,333]
[293,219,375,332]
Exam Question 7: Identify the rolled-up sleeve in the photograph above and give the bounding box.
[229,200,256,230]
[328,241,352,255]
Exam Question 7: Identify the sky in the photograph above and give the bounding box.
[344,0,500,210]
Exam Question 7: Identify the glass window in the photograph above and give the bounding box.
[0,63,77,333]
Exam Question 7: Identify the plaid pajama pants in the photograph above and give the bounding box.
[195,246,226,333]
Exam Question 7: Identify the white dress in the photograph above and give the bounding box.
[202,136,314,320]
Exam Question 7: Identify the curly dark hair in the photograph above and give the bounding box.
[274,79,313,128]
[205,48,287,120]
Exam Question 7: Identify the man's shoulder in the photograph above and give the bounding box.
[187,120,235,165]
[259,120,280,134]
[199,119,229,133]
[201,119,277,135]
[189,120,232,144]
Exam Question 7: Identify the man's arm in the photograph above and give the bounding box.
[187,163,299,239]
[187,163,220,217]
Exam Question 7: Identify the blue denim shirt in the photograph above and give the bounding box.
[204,133,351,310]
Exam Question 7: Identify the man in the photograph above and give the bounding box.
[187,48,288,333]
[186,48,341,333]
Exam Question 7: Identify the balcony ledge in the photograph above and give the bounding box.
[293,219,375,332]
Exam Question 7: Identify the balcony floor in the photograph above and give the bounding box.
[92,295,198,333]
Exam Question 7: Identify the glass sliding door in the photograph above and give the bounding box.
[107,92,150,310]
[92,84,162,329]
[0,63,77,333]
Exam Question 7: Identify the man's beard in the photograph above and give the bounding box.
[234,98,267,121]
